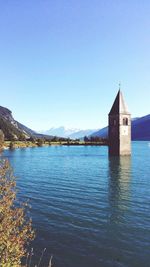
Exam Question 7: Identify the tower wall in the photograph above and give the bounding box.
[109,114,119,155]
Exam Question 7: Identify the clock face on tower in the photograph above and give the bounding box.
[121,126,128,135]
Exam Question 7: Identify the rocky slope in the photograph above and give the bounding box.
[0,106,51,140]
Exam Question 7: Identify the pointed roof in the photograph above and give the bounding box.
[109,90,130,115]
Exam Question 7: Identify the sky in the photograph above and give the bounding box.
[0,0,150,131]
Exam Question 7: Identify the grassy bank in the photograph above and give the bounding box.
[4,141,38,149]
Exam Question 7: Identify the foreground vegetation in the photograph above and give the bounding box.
[0,135,53,266]
[0,159,35,266]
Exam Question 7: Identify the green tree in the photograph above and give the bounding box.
[84,136,89,142]
[51,136,58,142]
[9,141,15,150]
[18,133,26,141]
[28,136,36,143]
[0,159,35,266]
[37,138,44,147]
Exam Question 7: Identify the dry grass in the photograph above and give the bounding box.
[24,248,53,267]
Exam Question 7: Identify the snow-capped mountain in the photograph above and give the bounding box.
[40,126,98,139]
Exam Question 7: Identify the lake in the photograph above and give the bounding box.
[3,142,150,267]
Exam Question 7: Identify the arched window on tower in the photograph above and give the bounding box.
[123,118,128,125]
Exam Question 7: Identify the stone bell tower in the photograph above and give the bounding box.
[108,90,131,156]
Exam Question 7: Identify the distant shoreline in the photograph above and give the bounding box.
[4,140,108,149]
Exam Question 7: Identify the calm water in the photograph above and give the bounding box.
[3,142,150,267]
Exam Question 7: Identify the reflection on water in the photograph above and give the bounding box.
[108,156,131,223]
[3,144,150,267]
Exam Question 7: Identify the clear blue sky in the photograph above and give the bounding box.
[0,0,150,131]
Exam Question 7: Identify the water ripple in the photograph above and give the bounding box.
[3,143,150,267]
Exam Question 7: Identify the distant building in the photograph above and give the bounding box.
[108,90,131,156]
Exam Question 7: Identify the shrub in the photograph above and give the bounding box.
[9,141,15,149]
[28,136,36,143]
[0,130,4,150]
[37,139,44,147]
[18,133,26,141]
[0,159,35,266]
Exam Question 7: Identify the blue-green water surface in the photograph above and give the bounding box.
[3,142,150,267]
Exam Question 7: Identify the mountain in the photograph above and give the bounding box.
[131,114,150,140]
[40,127,80,138]
[68,129,97,139]
[40,127,98,139]
[0,106,51,140]
[1,105,149,141]
[90,126,108,139]
[91,115,150,141]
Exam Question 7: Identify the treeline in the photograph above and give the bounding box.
[28,136,71,144]
[8,136,72,149]
[83,136,108,143]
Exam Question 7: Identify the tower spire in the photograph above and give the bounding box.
[109,90,130,115]
[119,81,121,91]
